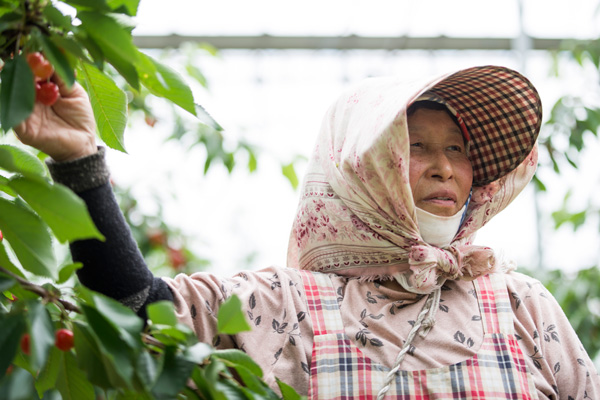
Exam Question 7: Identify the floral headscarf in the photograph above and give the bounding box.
[287,65,542,294]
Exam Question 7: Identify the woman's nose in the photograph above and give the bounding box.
[428,151,453,180]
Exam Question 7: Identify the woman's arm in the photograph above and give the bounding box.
[14,76,172,317]
[47,149,173,318]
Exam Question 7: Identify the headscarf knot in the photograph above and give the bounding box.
[403,244,497,294]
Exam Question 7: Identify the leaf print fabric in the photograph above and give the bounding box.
[161,266,600,398]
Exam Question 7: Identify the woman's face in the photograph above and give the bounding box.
[408,108,473,217]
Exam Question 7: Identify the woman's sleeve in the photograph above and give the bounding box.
[47,147,173,318]
[507,271,600,398]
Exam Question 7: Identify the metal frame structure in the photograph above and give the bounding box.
[132,34,565,51]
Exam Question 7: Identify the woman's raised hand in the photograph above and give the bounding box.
[14,75,98,162]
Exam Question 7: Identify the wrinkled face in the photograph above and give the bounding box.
[408,108,473,217]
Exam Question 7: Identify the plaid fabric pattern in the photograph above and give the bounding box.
[428,66,542,186]
[301,271,538,399]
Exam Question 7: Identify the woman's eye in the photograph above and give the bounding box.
[410,142,423,148]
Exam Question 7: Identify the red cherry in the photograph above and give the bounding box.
[54,329,74,352]
[147,229,166,246]
[0,229,3,241]
[36,81,59,106]
[20,334,30,355]
[144,115,157,127]
[167,247,186,270]
[27,52,54,80]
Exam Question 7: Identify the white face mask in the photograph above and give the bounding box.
[415,205,466,248]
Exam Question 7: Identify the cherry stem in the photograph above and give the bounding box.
[0,264,81,313]
[0,264,166,349]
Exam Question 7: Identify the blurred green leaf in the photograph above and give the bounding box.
[35,346,61,398]
[0,55,35,131]
[9,176,104,243]
[33,29,76,88]
[0,312,25,379]
[0,271,15,291]
[107,0,140,15]
[137,52,196,116]
[56,351,96,400]
[282,162,299,189]
[277,377,305,400]
[217,295,251,335]
[147,300,178,327]
[185,64,208,88]
[0,241,24,278]
[42,3,74,31]
[0,197,56,278]
[57,262,82,284]
[72,321,113,388]
[28,301,54,371]
[151,346,195,399]
[183,342,214,364]
[0,145,47,179]
[81,304,136,388]
[79,63,127,152]
[215,348,263,377]
[77,11,140,89]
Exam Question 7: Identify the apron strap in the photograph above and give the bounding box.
[299,270,345,335]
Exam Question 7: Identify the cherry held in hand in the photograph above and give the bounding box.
[26,52,54,80]
[36,81,59,106]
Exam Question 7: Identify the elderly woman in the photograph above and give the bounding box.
[16,65,600,398]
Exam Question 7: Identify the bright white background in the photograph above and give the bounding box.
[104,0,600,275]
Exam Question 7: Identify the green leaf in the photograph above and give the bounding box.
[151,347,196,399]
[35,346,61,398]
[107,0,140,16]
[9,176,104,243]
[81,304,135,387]
[147,300,178,327]
[0,241,24,278]
[0,175,18,196]
[214,349,263,377]
[63,0,110,11]
[196,103,223,131]
[43,3,74,31]
[0,197,56,278]
[137,52,196,116]
[216,294,251,335]
[277,377,304,400]
[182,342,214,364]
[0,144,47,179]
[33,29,76,88]
[77,11,140,89]
[28,301,55,371]
[282,162,299,189]
[56,351,96,400]
[185,64,208,88]
[0,55,35,131]
[0,271,15,291]
[0,312,25,379]
[57,262,82,284]
[134,350,159,392]
[91,292,144,339]
[72,321,113,388]
[79,63,127,152]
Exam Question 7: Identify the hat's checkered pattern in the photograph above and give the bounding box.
[428,66,542,186]
[301,270,538,399]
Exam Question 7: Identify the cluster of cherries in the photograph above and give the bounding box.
[20,328,74,355]
[26,52,59,106]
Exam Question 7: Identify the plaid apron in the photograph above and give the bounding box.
[300,271,538,399]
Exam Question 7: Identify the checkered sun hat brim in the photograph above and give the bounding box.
[425,65,542,186]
